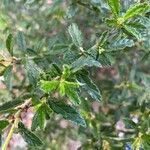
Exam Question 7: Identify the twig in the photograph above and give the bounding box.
[2,99,31,150]
[2,109,21,150]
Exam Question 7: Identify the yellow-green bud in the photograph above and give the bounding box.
[98,47,105,54]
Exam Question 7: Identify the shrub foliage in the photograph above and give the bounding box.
[0,0,150,149]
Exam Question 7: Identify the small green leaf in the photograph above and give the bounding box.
[50,44,68,55]
[31,105,46,131]
[126,22,146,30]
[0,120,9,132]
[47,36,58,51]
[124,24,142,39]
[110,38,134,50]
[124,3,149,21]
[59,80,80,104]
[41,78,80,104]
[59,80,65,95]
[139,16,150,28]
[25,58,40,86]
[18,122,43,146]
[31,114,38,131]
[68,23,83,47]
[17,31,26,51]
[64,84,81,104]
[47,64,62,78]
[48,100,86,127]
[6,34,14,55]
[62,65,71,79]
[0,99,24,113]
[62,81,79,88]
[52,64,62,75]
[107,0,120,17]
[97,31,109,47]
[77,71,102,101]
[4,65,13,90]
[106,18,116,26]
[72,56,102,72]
[40,80,59,93]
[36,109,45,130]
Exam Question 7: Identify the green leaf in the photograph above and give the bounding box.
[124,24,142,39]
[139,16,150,28]
[31,105,46,131]
[51,64,62,75]
[25,59,40,86]
[41,79,80,104]
[59,80,65,95]
[59,80,80,104]
[126,22,146,30]
[77,71,102,101]
[109,38,134,50]
[48,100,86,127]
[124,3,149,21]
[106,18,116,27]
[0,120,9,132]
[6,34,14,55]
[71,56,102,72]
[40,80,59,93]
[34,38,45,53]
[59,81,80,94]
[64,50,78,64]
[47,36,58,51]
[18,122,43,146]
[97,31,109,47]
[17,31,26,51]
[31,113,38,131]
[107,0,120,17]
[68,23,83,47]
[50,44,68,55]
[47,63,62,78]
[62,81,79,89]
[3,65,13,90]
[62,64,71,79]
[0,99,24,113]
[64,84,81,104]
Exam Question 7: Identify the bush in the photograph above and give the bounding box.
[0,0,150,149]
